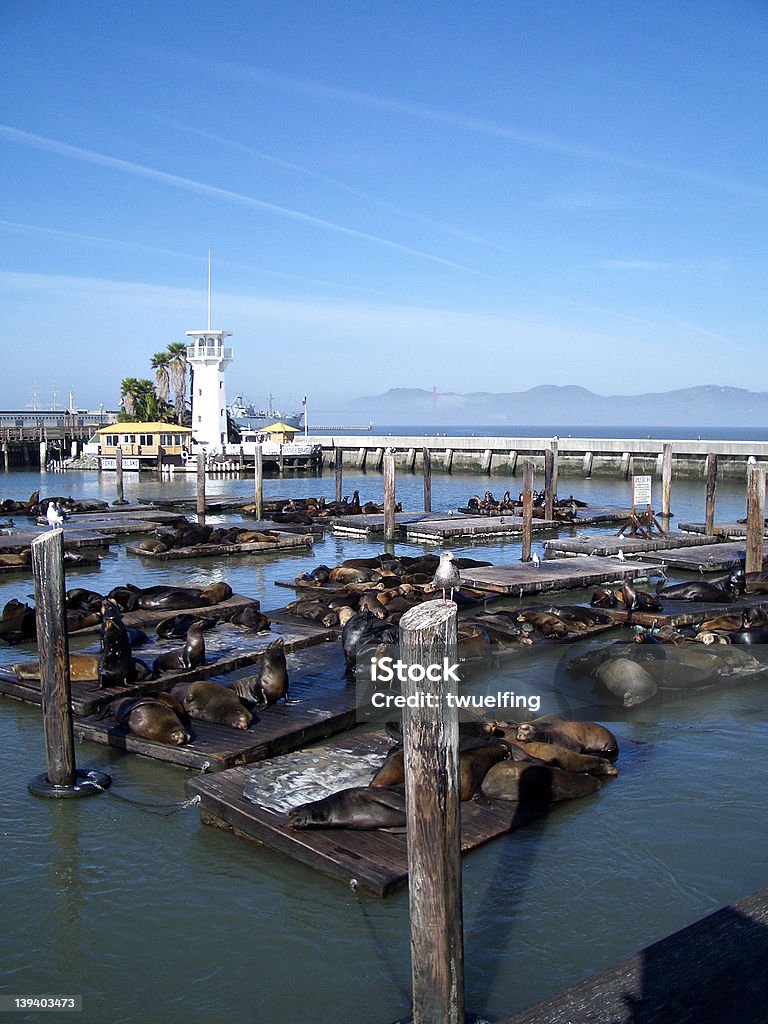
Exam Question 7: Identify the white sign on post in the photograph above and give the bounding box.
[633,475,652,508]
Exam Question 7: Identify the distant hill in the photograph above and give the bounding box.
[351,385,768,428]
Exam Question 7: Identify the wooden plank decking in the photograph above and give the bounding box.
[187,731,552,895]
[0,529,114,552]
[638,540,756,572]
[73,641,356,771]
[498,886,768,1024]
[680,521,768,539]
[544,533,720,559]
[459,556,660,596]
[406,514,558,543]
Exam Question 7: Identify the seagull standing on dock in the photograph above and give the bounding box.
[433,551,461,602]
[532,552,541,567]
[46,502,65,529]
[616,549,626,562]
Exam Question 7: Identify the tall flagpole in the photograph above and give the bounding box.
[207,247,212,331]
[303,395,308,439]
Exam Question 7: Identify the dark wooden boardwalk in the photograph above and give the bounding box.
[498,885,768,1024]
[459,556,660,596]
[0,611,335,715]
[680,521,768,539]
[188,731,575,896]
[406,514,558,543]
[544,533,719,559]
[639,540,755,572]
[74,641,355,771]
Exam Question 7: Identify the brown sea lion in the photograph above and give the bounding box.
[136,538,168,553]
[516,720,619,761]
[200,581,233,605]
[288,785,406,830]
[13,653,101,682]
[594,658,658,707]
[151,622,207,676]
[169,681,253,730]
[99,617,135,687]
[516,740,618,777]
[229,638,291,705]
[156,614,217,639]
[481,761,602,803]
[227,604,271,633]
[515,610,570,637]
[113,695,190,746]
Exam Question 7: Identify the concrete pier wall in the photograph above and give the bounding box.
[308,434,768,480]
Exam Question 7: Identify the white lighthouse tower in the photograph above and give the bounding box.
[185,253,233,450]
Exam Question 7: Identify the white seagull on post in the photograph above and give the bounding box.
[433,551,461,602]
[46,502,65,529]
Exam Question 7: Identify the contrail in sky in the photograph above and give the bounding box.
[0,124,493,276]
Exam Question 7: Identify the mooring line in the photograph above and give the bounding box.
[349,878,411,1006]
[88,761,209,816]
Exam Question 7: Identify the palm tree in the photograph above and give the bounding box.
[151,351,171,405]
[166,341,189,424]
[119,378,172,422]
[119,377,141,420]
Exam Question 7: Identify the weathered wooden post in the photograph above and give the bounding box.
[238,444,244,473]
[544,447,555,520]
[383,453,396,542]
[2,442,8,472]
[254,444,263,521]
[399,600,464,1024]
[196,449,206,525]
[335,447,343,504]
[40,440,47,472]
[28,530,110,797]
[551,436,559,496]
[705,454,718,536]
[114,446,126,504]
[423,447,432,513]
[745,465,765,574]
[661,443,673,520]
[521,460,534,563]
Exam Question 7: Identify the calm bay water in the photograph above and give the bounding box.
[1,465,767,1023]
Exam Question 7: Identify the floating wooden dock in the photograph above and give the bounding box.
[73,642,357,771]
[544,533,720,559]
[0,616,336,716]
[638,540,756,572]
[331,511,442,539]
[595,593,768,630]
[406,514,558,544]
[680,521,768,539]
[459,555,660,596]
[187,731,552,895]
[126,530,313,560]
[0,529,113,553]
[498,885,768,1024]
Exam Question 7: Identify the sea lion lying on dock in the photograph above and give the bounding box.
[288,786,407,830]
[170,681,253,730]
[516,719,619,760]
[112,693,191,746]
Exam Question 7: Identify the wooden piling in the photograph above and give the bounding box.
[2,443,8,472]
[662,443,673,518]
[115,446,125,504]
[156,445,164,472]
[40,440,47,472]
[335,448,343,503]
[521,460,534,563]
[196,449,206,525]
[544,448,555,520]
[745,465,765,574]
[254,444,263,520]
[383,453,396,542]
[423,447,432,512]
[551,437,559,496]
[399,600,464,1024]
[705,454,718,536]
[238,445,244,473]
[30,530,75,787]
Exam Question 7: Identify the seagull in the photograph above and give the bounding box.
[46,502,66,529]
[433,551,461,601]
[532,552,541,567]
[616,549,626,562]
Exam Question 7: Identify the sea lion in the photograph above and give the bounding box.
[13,653,101,682]
[516,610,569,637]
[516,720,620,760]
[100,617,136,687]
[152,622,207,676]
[227,604,271,633]
[247,638,291,704]
[288,785,407,830]
[124,584,211,611]
[342,611,399,678]
[516,740,618,777]
[200,581,233,605]
[458,740,510,799]
[728,628,768,644]
[156,614,217,639]
[170,681,253,730]
[657,567,745,603]
[481,761,602,803]
[594,657,658,707]
[113,695,191,745]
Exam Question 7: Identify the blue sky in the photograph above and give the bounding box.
[2,1,767,417]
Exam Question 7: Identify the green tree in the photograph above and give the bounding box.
[118,378,172,422]
[166,341,189,424]
[151,351,171,405]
